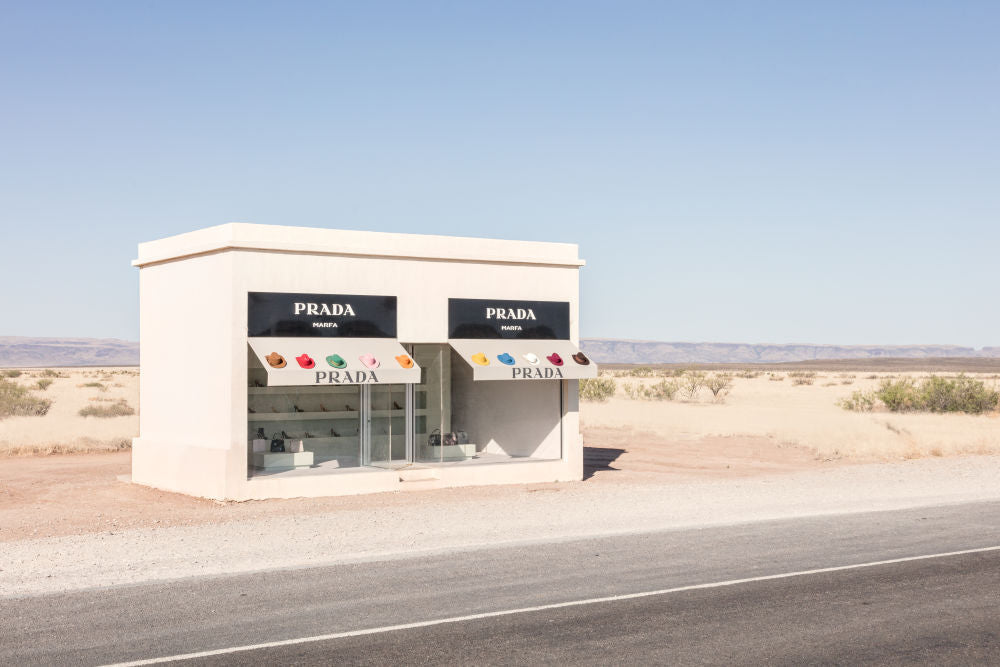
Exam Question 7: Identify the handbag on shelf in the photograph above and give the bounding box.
[429,428,468,447]
[270,433,285,453]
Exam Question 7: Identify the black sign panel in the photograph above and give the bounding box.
[448,298,570,340]
[248,292,397,338]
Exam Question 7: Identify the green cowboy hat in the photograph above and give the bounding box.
[326,354,347,369]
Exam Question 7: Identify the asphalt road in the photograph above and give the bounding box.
[2,501,999,666]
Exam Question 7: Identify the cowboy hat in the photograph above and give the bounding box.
[471,352,489,366]
[359,353,380,369]
[265,352,287,368]
[326,354,347,369]
[296,354,315,369]
[572,352,590,365]
[546,353,564,366]
[395,354,414,369]
[522,352,540,365]
[497,353,515,366]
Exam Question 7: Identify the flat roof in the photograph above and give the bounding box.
[133,223,585,268]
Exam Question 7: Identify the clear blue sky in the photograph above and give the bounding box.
[2,2,997,346]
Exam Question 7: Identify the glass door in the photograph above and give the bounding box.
[365,384,409,468]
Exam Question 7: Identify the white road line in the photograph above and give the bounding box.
[103,544,1000,666]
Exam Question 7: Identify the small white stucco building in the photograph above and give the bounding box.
[131,223,596,500]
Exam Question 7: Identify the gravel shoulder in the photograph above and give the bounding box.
[3,452,999,598]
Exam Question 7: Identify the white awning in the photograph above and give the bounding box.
[449,339,598,381]
[248,337,421,386]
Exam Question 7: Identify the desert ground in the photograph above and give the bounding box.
[1,364,999,545]
[588,368,1000,461]
[0,367,137,456]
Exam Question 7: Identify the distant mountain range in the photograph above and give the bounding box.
[0,337,140,367]
[2,336,999,368]
[580,339,1000,365]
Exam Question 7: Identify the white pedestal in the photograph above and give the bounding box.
[436,443,477,460]
[253,451,314,470]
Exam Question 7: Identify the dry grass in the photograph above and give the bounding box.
[0,367,138,457]
[0,438,132,457]
[0,378,52,418]
[78,399,135,418]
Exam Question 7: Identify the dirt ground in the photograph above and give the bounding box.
[3,363,997,543]
[0,428,829,542]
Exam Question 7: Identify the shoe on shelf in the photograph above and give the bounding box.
[345,404,355,411]
[281,430,290,439]
[303,432,314,438]
[256,428,266,439]
[320,404,328,412]
[392,401,402,410]
[248,407,256,413]
[294,404,305,413]
[330,428,340,437]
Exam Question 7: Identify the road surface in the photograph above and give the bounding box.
[2,501,998,665]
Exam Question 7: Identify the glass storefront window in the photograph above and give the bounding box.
[366,384,407,468]
[248,357,361,475]
[248,342,563,477]
[414,344,454,463]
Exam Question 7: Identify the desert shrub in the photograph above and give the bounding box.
[876,378,919,412]
[913,376,999,414]
[648,379,679,400]
[838,390,878,412]
[792,377,814,386]
[79,399,135,418]
[707,373,733,400]
[579,377,617,402]
[736,370,761,379]
[768,373,784,382]
[2,370,22,378]
[840,380,854,385]
[81,381,108,391]
[623,379,678,401]
[35,379,54,391]
[681,372,705,399]
[40,369,64,378]
[0,378,52,418]
[788,371,817,379]
[621,367,656,378]
[839,376,999,414]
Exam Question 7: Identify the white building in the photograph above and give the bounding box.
[131,223,596,500]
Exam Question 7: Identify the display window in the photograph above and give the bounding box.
[248,358,363,474]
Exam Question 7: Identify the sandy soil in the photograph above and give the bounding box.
[1,366,998,544]
[589,372,1000,460]
[0,427,827,541]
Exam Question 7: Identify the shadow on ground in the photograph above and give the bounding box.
[583,446,626,480]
